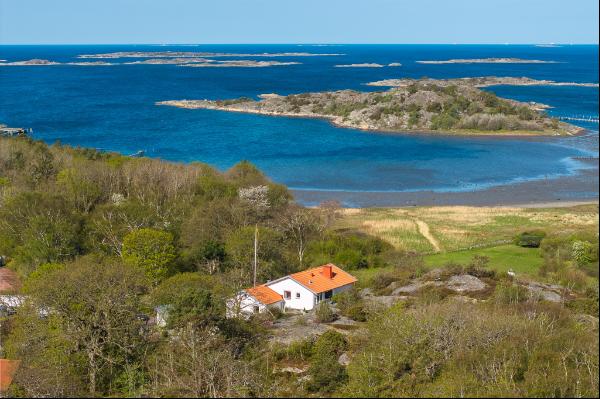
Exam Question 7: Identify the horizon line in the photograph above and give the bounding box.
[1,42,599,46]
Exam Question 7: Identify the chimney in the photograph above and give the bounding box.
[322,264,333,279]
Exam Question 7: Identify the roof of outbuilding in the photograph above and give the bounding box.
[289,264,357,294]
[245,285,284,305]
[0,268,21,294]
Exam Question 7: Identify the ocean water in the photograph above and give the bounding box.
[0,44,598,204]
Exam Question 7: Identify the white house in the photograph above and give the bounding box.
[227,263,357,317]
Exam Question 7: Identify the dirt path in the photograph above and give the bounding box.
[415,219,442,252]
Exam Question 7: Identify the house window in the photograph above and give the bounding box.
[284,291,291,300]
[324,290,333,299]
[296,292,301,299]
[253,306,260,313]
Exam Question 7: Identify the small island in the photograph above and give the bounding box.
[334,63,402,68]
[335,63,385,68]
[181,60,301,67]
[0,59,114,66]
[0,59,60,66]
[158,78,582,136]
[416,57,559,64]
[367,76,600,88]
[77,51,343,58]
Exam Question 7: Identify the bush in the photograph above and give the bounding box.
[315,301,338,323]
[572,240,598,266]
[493,282,529,305]
[514,230,546,248]
[307,331,348,392]
[333,289,367,322]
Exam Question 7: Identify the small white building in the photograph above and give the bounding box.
[226,285,284,318]
[227,264,357,317]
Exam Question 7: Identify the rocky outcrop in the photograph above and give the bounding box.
[446,274,488,293]
[525,281,566,302]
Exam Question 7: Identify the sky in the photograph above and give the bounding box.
[1,0,598,44]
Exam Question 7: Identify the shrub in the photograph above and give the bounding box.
[493,282,529,305]
[315,301,338,323]
[307,331,348,392]
[280,337,315,361]
[514,230,546,248]
[333,289,367,322]
[431,112,459,130]
[572,240,597,266]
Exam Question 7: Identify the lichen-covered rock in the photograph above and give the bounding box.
[446,274,487,292]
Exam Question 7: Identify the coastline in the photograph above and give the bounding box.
[292,164,599,208]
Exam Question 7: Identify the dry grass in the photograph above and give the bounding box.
[335,204,599,253]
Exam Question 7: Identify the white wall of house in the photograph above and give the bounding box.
[266,277,317,311]
[225,292,283,318]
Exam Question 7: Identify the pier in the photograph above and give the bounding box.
[0,126,29,137]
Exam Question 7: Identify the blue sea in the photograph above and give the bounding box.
[0,44,598,206]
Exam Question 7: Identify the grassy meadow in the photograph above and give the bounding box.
[336,204,599,280]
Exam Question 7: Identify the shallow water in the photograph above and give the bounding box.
[0,44,598,204]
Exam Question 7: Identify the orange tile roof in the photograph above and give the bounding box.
[0,359,20,392]
[290,264,357,294]
[245,285,283,305]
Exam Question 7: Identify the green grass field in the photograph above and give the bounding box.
[424,244,544,275]
[351,244,543,288]
[339,204,598,287]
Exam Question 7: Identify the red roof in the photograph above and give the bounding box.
[0,359,20,392]
[245,285,283,305]
[290,264,357,294]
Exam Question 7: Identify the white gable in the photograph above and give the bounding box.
[266,276,316,311]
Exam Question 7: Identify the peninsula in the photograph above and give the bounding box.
[157,79,581,136]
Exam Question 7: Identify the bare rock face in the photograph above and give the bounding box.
[366,295,408,307]
[392,281,433,295]
[446,275,487,293]
[278,366,307,374]
[391,273,487,295]
[526,282,564,302]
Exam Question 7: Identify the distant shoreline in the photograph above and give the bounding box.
[292,164,599,208]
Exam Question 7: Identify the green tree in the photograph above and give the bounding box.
[225,226,286,283]
[0,191,82,274]
[122,228,177,284]
[56,167,103,213]
[7,257,149,396]
[151,273,225,328]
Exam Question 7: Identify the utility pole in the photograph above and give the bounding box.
[253,224,258,287]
